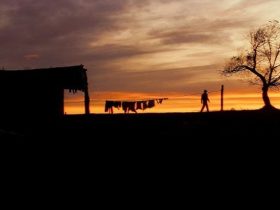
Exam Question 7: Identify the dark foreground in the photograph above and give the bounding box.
[2,110,278,197]
[2,110,280,146]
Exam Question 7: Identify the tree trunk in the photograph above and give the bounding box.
[262,86,274,110]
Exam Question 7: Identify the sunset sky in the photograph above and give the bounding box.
[1,0,280,113]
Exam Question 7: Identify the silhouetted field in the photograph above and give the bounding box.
[2,110,280,148]
[2,110,279,181]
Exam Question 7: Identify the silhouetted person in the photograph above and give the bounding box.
[200,90,210,112]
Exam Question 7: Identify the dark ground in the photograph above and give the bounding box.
[1,110,278,198]
[2,110,279,151]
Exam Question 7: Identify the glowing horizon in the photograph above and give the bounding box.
[64,90,280,114]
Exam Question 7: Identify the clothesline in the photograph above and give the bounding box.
[64,89,223,104]
[105,97,168,102]
[64,98,168,103]
[104,98,168,114]
[64,92,221,104]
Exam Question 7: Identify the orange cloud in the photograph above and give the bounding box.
[24,54,40,60]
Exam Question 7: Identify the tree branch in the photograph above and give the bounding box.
[272,44,280,67]
[270,74,280,85]
[242,65,267,85]
[273,63,280,69]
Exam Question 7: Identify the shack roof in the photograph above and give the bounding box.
[0,65,88,91]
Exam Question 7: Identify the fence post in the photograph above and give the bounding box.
[221,85,224,111]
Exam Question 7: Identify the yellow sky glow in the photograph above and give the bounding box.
[64,91,280,114]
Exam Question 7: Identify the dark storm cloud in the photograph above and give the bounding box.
[0,0,120,44]
[0,0,263,68]
[0,0,149,68]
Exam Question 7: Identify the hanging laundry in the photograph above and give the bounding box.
[112,101,122,109]
[156,99,163,104]
[122,101,137,114]
[104,98,167,113]
[105,101,122,114]
[105,100,114,113]
[136,101,144,110]
[142,101,148,110]
[147,100,155,108]
[68,88,77,94]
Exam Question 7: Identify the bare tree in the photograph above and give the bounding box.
[223,20,280,110]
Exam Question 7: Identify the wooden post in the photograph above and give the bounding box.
[84,88,90,115]
[221,85,224,111]
[84,72,90,115]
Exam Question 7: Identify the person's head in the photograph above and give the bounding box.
[204,90,207,93]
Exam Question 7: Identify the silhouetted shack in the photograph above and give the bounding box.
[0,65,90,123]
